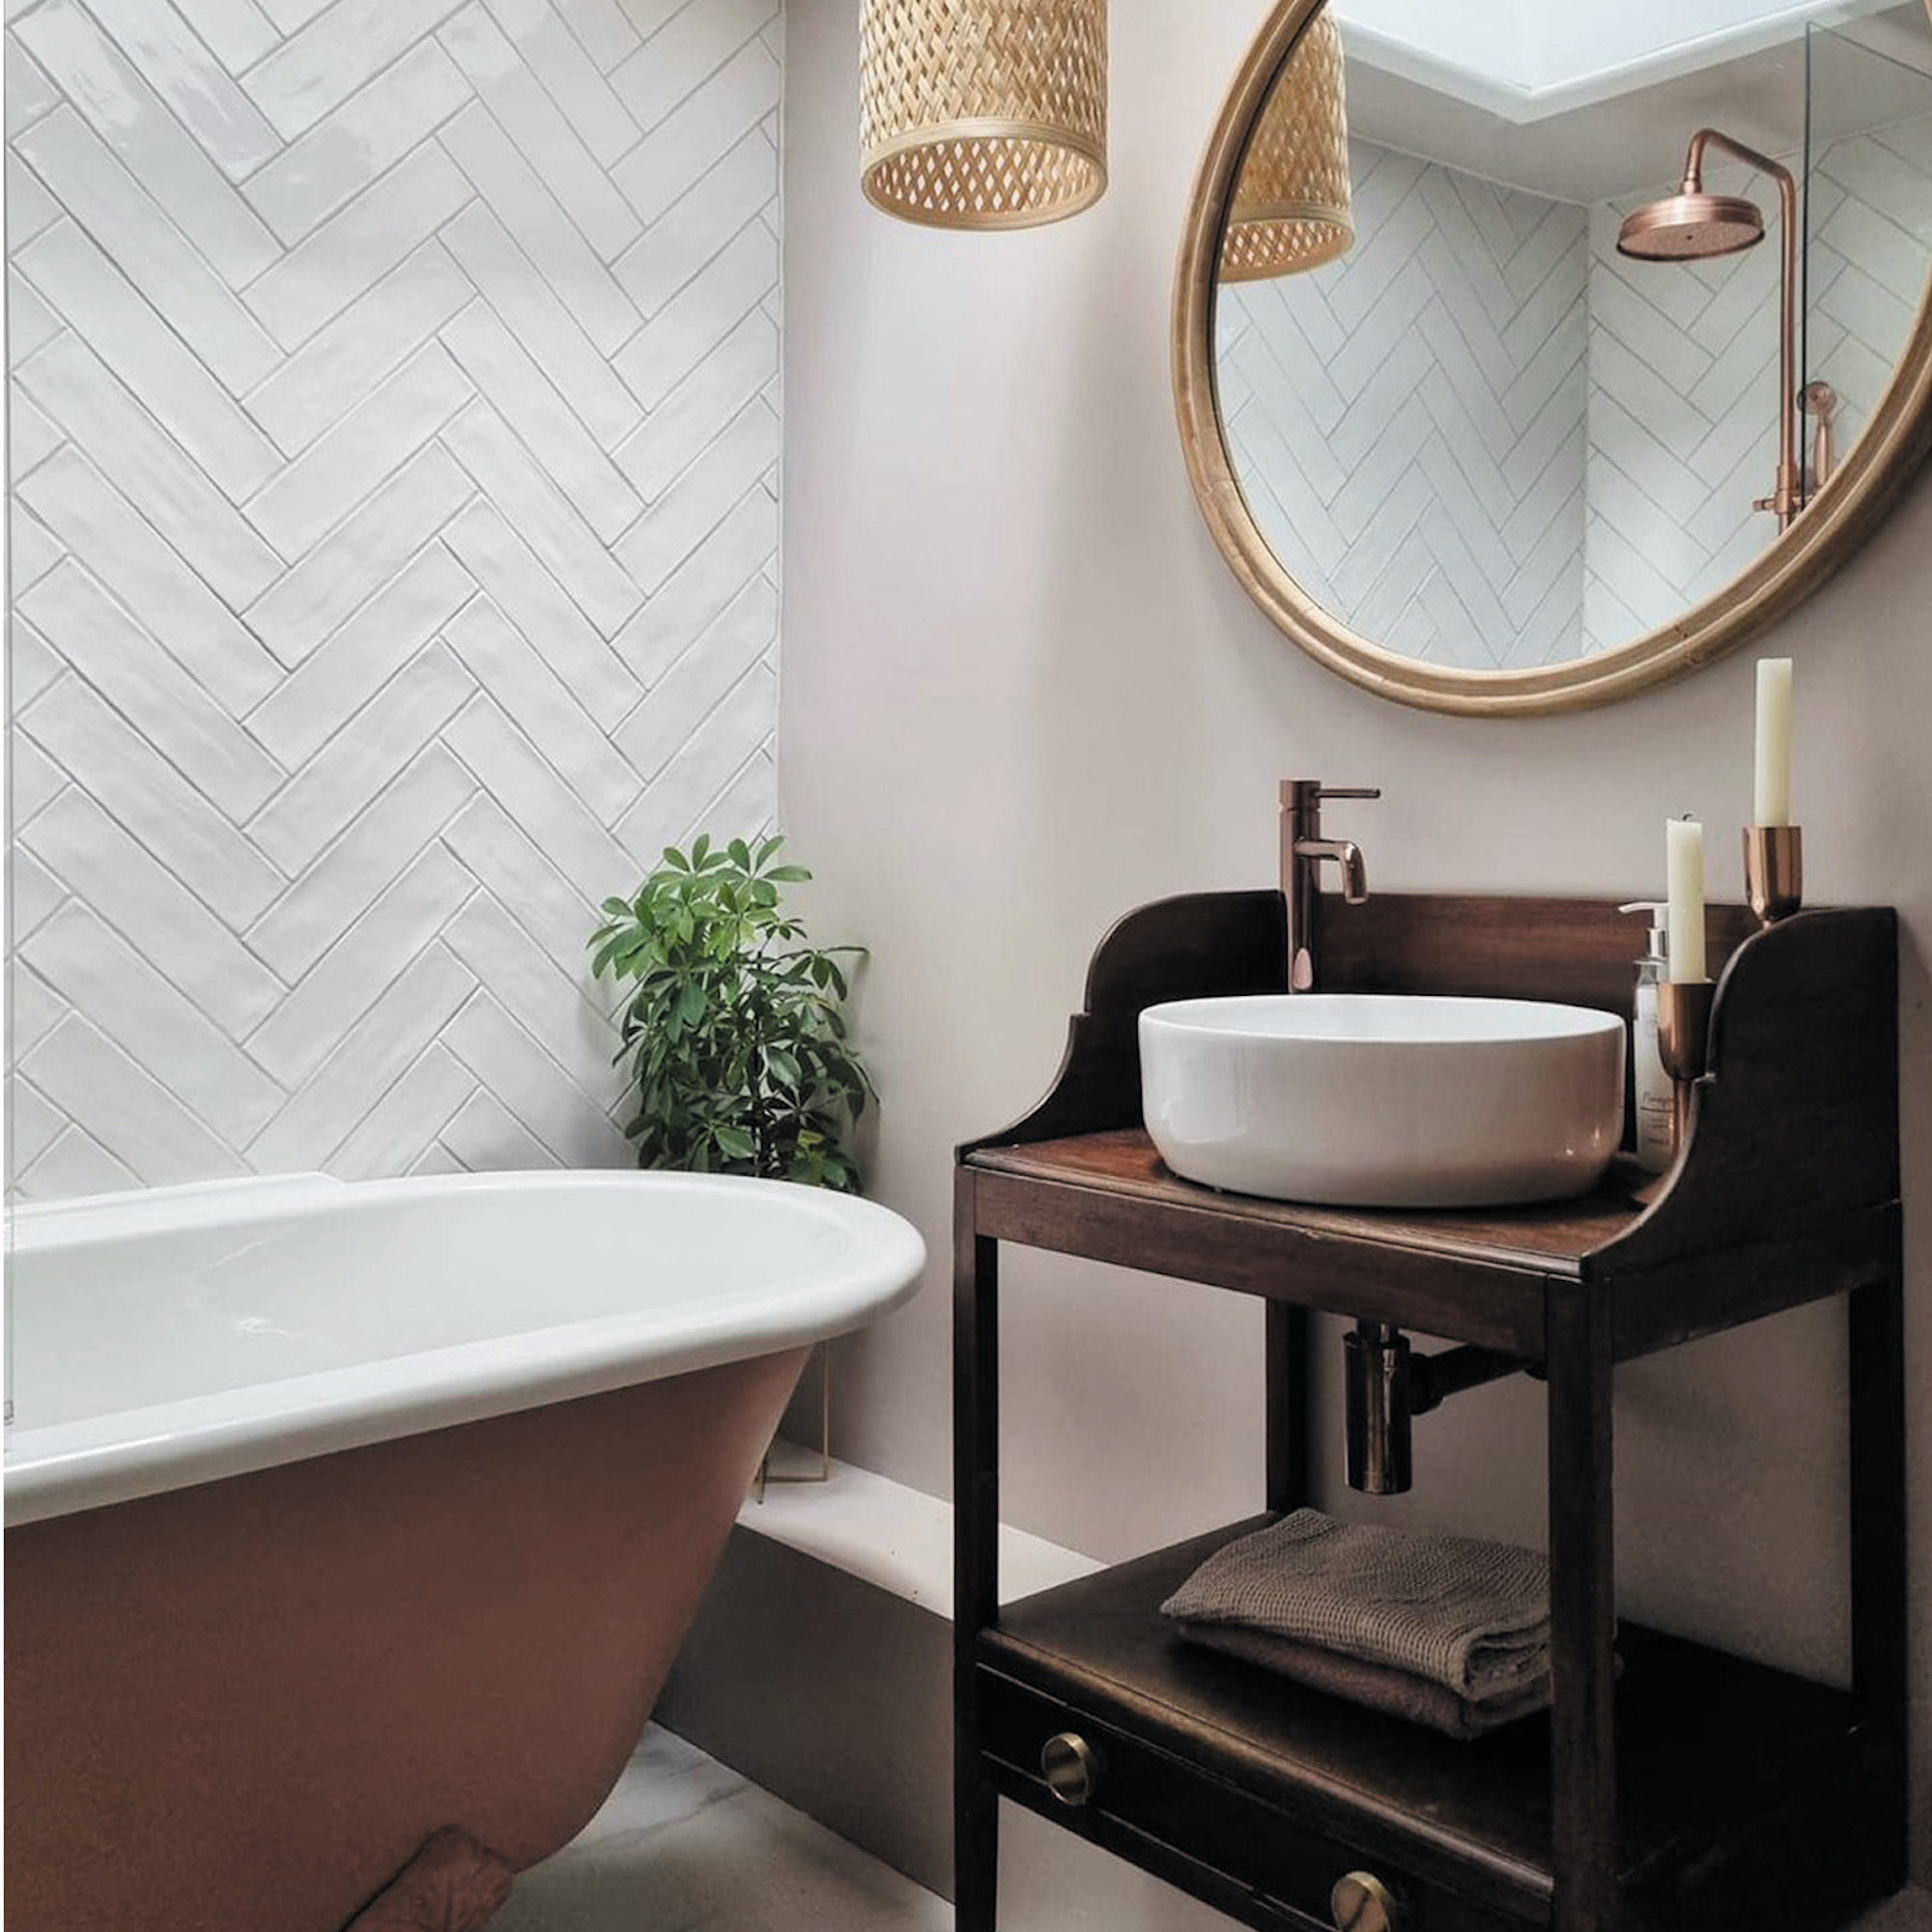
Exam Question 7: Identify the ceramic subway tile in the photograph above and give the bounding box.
[242,241,472,455]
[23,789,287,1037]
[550,0,639,74]
[15,444,284,713]
[609,0,773,137]
[443,694,633,901]
[439,299,641,540]
[440,790,602,985]
[437,202,642,444]
[81,0,281,176]
[243,0,474,143]
[17,333,285,610]
[614,307,775,501]
[611,126,773,318]
[442,989,629,1166]
[17,222,282,500]
[612,39,778,226]
[16,675,286,931]
[7,269,63,366]
[10,387,62,477]
[169,0,281,72]
[20,561,287,822]
[410,1141,470,1175]
[10,1082,68,1179]
[10,619,64,714]
[435,1086,555,1170]
[245,945,476,1170]
[244,37,472,246]
[444,595,640,822]
[243,443,474,663]
[14,1121,149,1202]
[441,889,613,1095]
[480,0,638,166]
[247,640,475,873]
[244,342,474,560]
[246,545,476,767]
[614,396,777,593]
[255,0,332,32]
[440,401,643,637]
[441,497,643,705]
[25,904,286,1146]
[9,858,68,951]
[613,663,770,864]
[14,0,281,282]
[9,503,66,596]
[245,846,475,1085]
[10,968,71,1068]
[440,5,639,260]
[437,99,639,356]
[246,744,476,980]
[609,487,774,687]
[6,150,60,246]
[5,37,61,136]
[613,575,773,781]
[9,733,66,832]
[243,141,473,352]
[327,1044,474,1180]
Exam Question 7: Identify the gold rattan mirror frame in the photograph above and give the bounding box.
[1173,0,1932,716]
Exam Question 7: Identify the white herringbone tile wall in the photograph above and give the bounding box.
[1584,117,1932,649]
[6,0,782,1199]
[1217,139,1590,671]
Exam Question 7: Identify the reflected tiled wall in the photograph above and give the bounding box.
[1584,117,1932,648]
[1216,138,1590,672]
[6,0,782,1198]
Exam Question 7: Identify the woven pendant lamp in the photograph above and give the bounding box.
[1220,11,1353,281]
[860,0,1107,230]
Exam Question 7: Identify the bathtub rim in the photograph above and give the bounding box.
[4,1169,925,1528]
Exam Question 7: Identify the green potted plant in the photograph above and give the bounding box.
[589,835,873,1192]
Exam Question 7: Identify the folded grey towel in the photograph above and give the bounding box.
[1172,1619,1549,1740]
[1159,1509,1549,1703]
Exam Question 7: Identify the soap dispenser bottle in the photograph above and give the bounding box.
[1620,901,1675,1173]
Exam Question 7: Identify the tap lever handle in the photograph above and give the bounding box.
[1319,787,1381,801]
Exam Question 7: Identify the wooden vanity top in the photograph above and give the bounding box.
[959,891,1900,1361]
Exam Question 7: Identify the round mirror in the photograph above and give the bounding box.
[1174,0,1932,713]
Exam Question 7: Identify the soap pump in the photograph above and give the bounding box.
[1619,901,1675,1174]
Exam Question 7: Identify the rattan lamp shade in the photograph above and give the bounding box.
[1220,12,1352,281]
[860,0,1107,230]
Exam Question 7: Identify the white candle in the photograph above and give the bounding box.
[1666,817,1707,982]
[1753,658,1794,827]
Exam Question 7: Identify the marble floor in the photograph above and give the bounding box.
[492,1727,951,1932]
[498,1730,1932,1932]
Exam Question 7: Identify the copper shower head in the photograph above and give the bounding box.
[1617,188,1764,261]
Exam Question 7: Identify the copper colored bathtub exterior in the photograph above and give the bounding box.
[5,1345,809,1932]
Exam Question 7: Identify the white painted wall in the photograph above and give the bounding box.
[782,0,1931,1902]
[6,0,781,1194]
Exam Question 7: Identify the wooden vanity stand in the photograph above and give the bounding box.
[952,892,1905,1932]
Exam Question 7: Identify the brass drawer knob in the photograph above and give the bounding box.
[1039,1731,1105,1806]
[1331,1870,1399,1932]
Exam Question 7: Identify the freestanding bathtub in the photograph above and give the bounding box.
[4,1170,924,1932]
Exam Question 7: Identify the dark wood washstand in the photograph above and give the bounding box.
[952,891,1905,1932]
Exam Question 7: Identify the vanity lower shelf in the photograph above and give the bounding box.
[977,1520,1889,1932]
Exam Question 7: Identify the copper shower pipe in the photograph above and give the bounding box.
[1688,128,1803,530]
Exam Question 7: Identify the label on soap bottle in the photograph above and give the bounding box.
[1632,981,1674,1174]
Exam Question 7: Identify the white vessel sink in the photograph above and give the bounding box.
[1139,994,1628,1209]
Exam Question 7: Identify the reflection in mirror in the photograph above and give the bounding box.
[1212,2,1932,674]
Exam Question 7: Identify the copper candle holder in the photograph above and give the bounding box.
[1743,824,1804,925]
[1656,979,1715,1160]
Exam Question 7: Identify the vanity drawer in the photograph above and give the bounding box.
[977,1665,1526,1932]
